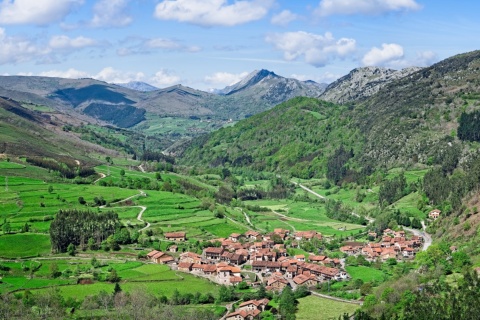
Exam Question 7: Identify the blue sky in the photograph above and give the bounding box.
[0,0,479,90]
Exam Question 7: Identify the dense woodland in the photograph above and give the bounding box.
[50,210,121,253]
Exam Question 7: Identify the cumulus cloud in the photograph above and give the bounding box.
[271,10,299,26]
[315,0,421,16]
[150,69,181,87]
[362,43,404,66]
[266,31,356,67]
[154,0,274,27]
[0,0,83,25]
[0,28,45,64]
[204,71,249,87]
[117,37,200,56]
[90,0,132,27]
[93,67,145,83]
[362,44,438,68]
[38,68,89,78]
[49,35,98,50]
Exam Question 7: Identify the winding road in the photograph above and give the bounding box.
[93,172,106,184]
[100,190,150,231]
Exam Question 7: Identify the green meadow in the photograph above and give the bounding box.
[296,295,359,320]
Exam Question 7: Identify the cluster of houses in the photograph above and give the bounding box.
[225,298,269,320]
[340,229,423,261]
[147,228,349,293]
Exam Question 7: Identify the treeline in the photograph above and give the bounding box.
[325,199,368,225]
[140,150,175,163]
[423,153,480,214]
[378,173,408,207]
[26,157,94,179]
[50,210,120,253]
[326,146,354,184]
[458,110,480,142]
[0,287,218,320]
[215,177,294,204]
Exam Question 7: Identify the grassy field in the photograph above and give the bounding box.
[244,199,365,236]
[296,295,359,320]
[390,192,426,219]
[0,233,51,258]
[345,266,386,283]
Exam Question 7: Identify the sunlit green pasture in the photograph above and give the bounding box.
[0,233,51,258]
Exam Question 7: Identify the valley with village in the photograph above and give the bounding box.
[1,1,480,319]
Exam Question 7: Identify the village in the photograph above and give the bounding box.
[145,225,425,319]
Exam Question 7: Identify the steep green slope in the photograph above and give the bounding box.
[0,97,104,166]
[354,50,480,167]
[180,50,480,180]
[180,97,361,178]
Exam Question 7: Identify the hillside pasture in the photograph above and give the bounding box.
[0,233,51,258]
[296,295,359,320]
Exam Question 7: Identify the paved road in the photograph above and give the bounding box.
[403,224,432,251]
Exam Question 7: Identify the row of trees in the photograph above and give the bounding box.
[26,157,94,179]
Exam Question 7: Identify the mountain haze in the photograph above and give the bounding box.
[0,70,325,129]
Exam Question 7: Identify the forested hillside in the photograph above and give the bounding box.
[180,97,360,179]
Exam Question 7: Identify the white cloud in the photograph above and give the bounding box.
[362,43,404,66]
[291,72,340,84]
[90,0,132,27]
[0,28,44,64]
[362,44,437,69]
[154,0,274,27]
[49,35,98,50]
[315,0,421,16]
[204,71,249,87]
[414,50,437,66]
[150,69,181,87]
[266,31,356,67]
[93,67,145,83]
[271,10,299,26]
[38,68,89,78]
[0,0,83,25]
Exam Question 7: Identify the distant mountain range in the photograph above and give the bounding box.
[115,81,159,92]
[0,70,327,129]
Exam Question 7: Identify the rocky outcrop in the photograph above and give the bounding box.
[320,66,422,104]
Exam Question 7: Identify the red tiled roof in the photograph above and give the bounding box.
[165,232,186,238]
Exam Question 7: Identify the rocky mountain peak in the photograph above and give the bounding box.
[320,66,423,104]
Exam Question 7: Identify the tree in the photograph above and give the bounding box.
[2,221,11,234]
[120,169,125,177]
[67,243,76,256]
[279,286,296,320]
[49,262,60,278]
[78,196,86,205]
[107,269,120,283]
[114,283,122,295]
